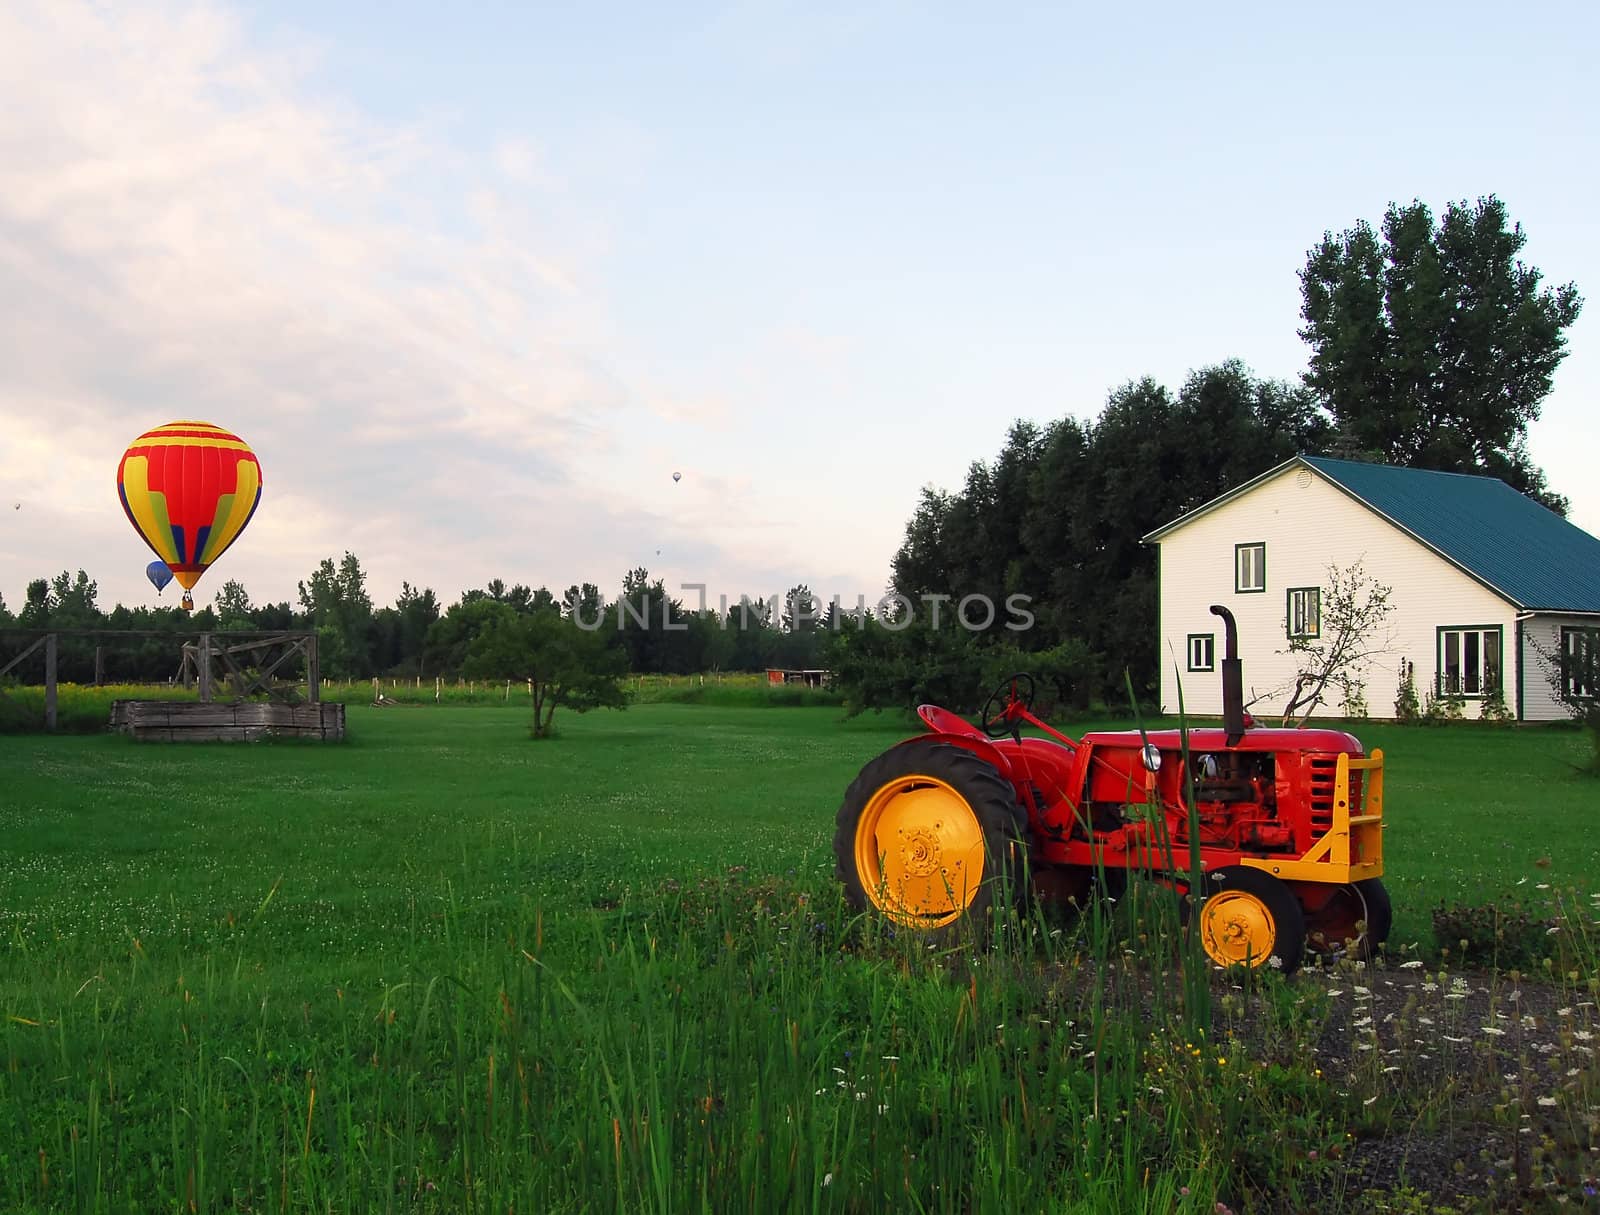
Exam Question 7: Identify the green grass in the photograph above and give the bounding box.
[1,707,1597,1211]
[0,674,844,733]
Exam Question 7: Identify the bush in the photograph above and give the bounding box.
[1393,658,1420,723]
[1431,894,1556,969]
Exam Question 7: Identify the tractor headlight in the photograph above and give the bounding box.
[1141,743,1162,773]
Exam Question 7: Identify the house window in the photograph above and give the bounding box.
[1437,626,1502,698]
[1187,634,1214,672]
[1286,587,1321,639]
[1562,627,1600,699]
[1235,542,1265,593]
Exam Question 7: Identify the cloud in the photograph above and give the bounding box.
[0,0,840,612]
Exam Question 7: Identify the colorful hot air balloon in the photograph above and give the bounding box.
[146,560,174,594]
[118,420,262,612]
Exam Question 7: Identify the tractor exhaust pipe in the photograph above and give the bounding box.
[1209,604,1246,745]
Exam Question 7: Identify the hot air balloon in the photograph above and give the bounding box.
[146,560,174,594]
[673,471,681,482]
[118,420,262,612]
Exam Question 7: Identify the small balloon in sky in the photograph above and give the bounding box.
[672,471,681,482]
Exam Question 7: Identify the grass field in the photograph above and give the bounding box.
[1,706,1597,1211]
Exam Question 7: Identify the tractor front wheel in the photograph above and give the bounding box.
[1302,878,1392,963]
[1193,866,1306,974]
[833,741,1029,943]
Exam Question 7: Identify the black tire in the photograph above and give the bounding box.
[833,741,1030,945]
[1193,865,1306,975]
[1303,877,1393,963]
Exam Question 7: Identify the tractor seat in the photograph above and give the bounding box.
[916,704,986,738]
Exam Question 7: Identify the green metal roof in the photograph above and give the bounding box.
[1142,455,1600,612]
[1300,457,1600,612]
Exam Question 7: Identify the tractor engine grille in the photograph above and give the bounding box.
[1308,755,1363,834]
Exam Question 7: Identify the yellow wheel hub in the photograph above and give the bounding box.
[1199,891,1277,967]
[853,775,986,928]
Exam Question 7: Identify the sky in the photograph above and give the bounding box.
[2,0,1597,617]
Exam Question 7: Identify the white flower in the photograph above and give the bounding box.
[1382,1066,1400,1073]
[1364,1095,1378,1105]
[1537,1096,1558,1107]
[1400,960,1424,969]
[1556,1008,1573,1017]
[1355,986,1372,996]
[1504,1073,1519,1082]
[1481,1026,1506,1037]
[1417,1017,1435,1025]
[1573,1031,1594,1042]
[823,1173,833,1187]
[1327,989,1344,997]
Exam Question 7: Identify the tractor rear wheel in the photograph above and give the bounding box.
[833,741,1029,943]
[1302,878,1392,963]
[1193,866,1306,974]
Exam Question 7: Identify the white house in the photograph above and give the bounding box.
[1142,455,1600,722]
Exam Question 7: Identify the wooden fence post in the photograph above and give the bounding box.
[44,633,57,732]
[94,645,105,687]
[198,633,213,703]
[306,633,320,703]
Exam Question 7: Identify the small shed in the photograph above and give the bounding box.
[765,668,832,688]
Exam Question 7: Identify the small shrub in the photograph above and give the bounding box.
[1480,678,1514,724]
[1431,894,1557,969]
[1393,658,1420,723]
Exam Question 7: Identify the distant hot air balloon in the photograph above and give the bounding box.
[672,471,681,482]
[118,420,262,612]
[146,560,174,594]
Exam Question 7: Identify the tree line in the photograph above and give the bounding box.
[0,560,837,687]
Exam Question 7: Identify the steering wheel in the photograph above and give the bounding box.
[980,672,1036,738]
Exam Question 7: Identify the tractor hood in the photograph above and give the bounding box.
[1081,726,1366,755]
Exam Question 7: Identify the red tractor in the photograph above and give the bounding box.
[832,605,1389,974]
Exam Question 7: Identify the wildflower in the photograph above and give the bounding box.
[823,1173,833,1187]
[1538,1096,1558,1107]
[1557,1008,1573,1017]
[1504,1073,1519,1082]
[1481,1026,1506,1037]
[1400,959,1423,969]
[1364,1095,1378,1105]
[1354,986,1371,996]
[1383,1066,1400,1073]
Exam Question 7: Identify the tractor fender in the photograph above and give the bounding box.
[892,731,1016,780]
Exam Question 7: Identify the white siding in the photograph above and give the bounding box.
[1520,614,1600,722]
[1155,465,1519,721]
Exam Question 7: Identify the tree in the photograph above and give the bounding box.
[1274,559,1396,727]
[297,553,375,677]
[213,579,254,631]
[1299,195,1582,510]
[462,607,626,738]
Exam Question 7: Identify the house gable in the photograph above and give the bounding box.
[1152,463,1518,720]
